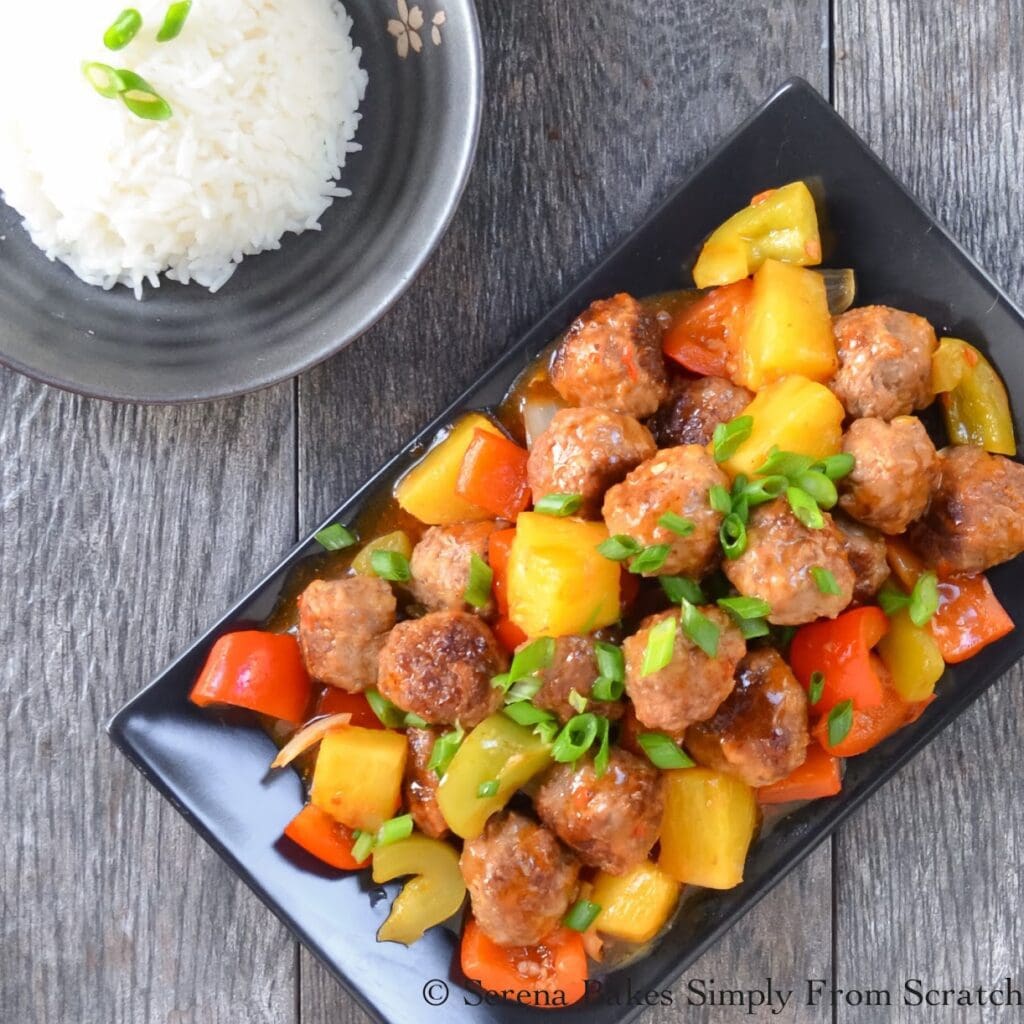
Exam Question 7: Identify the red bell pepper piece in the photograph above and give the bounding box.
[789,606,890,714]
[190,630,312,724]
[488,527,517,616]
[662,278,751,378]
[493,617,528,653]
[455,428,531,520]
[812,682,934,758]
[283,804,369,870]
[461,918,588,1007]
[315,687,382,729]
[757,742,842,804]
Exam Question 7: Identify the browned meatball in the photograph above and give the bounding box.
[623,607,745,738]
[296,576,396,692]
[534,748,665,875]
[602,445,728,577]
[527,407,657,519]
[648,375,753,448]
[723,500,854,626]
[409,521,502,615]
[377,611,506,727]
[460,812,580,947]
[908,445,1024,574]
[834,513,890,604]
[403,728,449,839]
[525,635,625,724]
[550,293,669,417]
[830,305,937,420]
[839,416,939,534]
[685,649,809,787]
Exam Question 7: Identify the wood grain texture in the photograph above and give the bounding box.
[298,2,830,1021]
[0,370,298,1024]
[833,2,1024,1022]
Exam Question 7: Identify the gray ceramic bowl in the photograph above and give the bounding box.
[0,0,482,402]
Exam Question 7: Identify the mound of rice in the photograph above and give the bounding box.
[0,0,367,298]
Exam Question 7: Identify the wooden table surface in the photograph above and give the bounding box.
[3,2,1022,1022]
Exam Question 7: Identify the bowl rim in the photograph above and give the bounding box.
[0,0,484,405]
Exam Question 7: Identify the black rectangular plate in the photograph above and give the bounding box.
[109,78,1024,1024]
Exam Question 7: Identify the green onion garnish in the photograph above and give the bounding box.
[641,615,677,676]
[370,549,411,582]
[793,470,838,510]
[717,595,771,619]
[504,637,555,685]
[535,492,583,517]
[567,688,589,715]
[596,534,642,561]
[827,699,854,747]
[658,511,695,537]
[505,677,543,703]
[81,61,126,98]
[551,713,600,763]
[709,484,733,514]
[787,486,824,529]
[116,70,173,121]
[808,671,825,705]
[755,447,815,478]
[477,779,499,798]
[314,522,356,551]
[810,566,842,595]
[534,719,559,744]
[741,474,789,506]
[594,641,625,683]
[591,675,624,701]
[735,616,771,639]
[816,452,856,481]
[878,582,911,617]
[909,572,940,627]
[463,553,493,609]
[156,0,192,42]
[660,576,705,605]
[638,731,694,770]
[629,543,671,575]
[503,701,556,728]
[377,814,414,847]
[365,688,407,728]
[427,725,464,778]
[712,414,754,463]
[564,898,602,932]
[681,599,720,657]
[593,717,611,777]
[104,8,143,50]
[403,712,428,729]
[719,512,747,559]
[350,829,376,863]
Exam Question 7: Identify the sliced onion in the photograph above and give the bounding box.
[522,397,565,448]
[271,712,351,769]
[815,268,857,315]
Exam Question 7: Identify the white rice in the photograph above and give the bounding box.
[0,0,367,298]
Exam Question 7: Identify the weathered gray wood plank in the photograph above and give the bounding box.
[298,1,831,1021]
[0,371,297,1024]
[833,2,1024,1021]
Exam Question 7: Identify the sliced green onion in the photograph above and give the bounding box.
[660,576,705,605]
[365,688,407,728]
[638,731,694,770]
[827,699,854,747]
[594,641,625,683]
[591,675,624,701]
[81,61,126,98]
[156,0,192,42]
[709,484,733,514]
[755,447,815,478]
[808,671,826,706]
[810,566,842,596]
[568,688,589,714]
[742,474,789,506]
[370,548,411,582]
[476,779,499,798]
[658,511,695,537]
[629,543,671,575]
[403,711,429,729]
[596,534,643,561]
[535,492,583,517]
[350,829,376,863]
[508,637,555,682]
[534,719,559,744]
[505,677,543,703]
[787,486,824,529]
[463,553,493,609]
[712,415,754,463]
[719,513,747,559]
[793,470,838,510]
[878,583,911,617]
[314,522,357,551]
[104,8,143,50]
[564,898,602,932]
[377,814,414,847]
[551,713,600,763]
[503,702,556,728]
[909,572,940,627]
[717,595,771,619]
[118,71,173,121]
[593,717,611,777]
[641,615,677,676]
[681,599,720,658]
[735,616,771,639]
[427,725,464,778]
[816,452,856,481]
